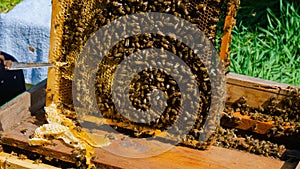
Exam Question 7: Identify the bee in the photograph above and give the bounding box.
[251,123,258,131]
[18,154,28,160]
[196,4,207,11]
[33,158,42,164]
[20,128,27,134]
[29,46,35,52]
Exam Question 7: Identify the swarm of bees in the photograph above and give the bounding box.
[93,33,216,148]
[213,126,286,158]
[51,0,233,106]
[219,87,300,158]
[227,87,300,136]
[48,0,238,150]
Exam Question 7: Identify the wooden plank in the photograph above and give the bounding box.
[28,80,47,114]
[46,0,61,107]
[221,112,275,135]
[226,73,298,107]
[0,152,59,169]
[219,0,238,61]
[0,92,30,132]
[0,117,75,164]
[0,80,46,132]
[0,117,296,169]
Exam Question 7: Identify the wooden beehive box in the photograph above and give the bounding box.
[0,74,299,168]
[0,0,300,168]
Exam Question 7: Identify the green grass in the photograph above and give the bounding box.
[0,0,23,13]
[230,0,300,86]
[1,0,299,86]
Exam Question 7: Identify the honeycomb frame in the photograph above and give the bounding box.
[46,0,239,150]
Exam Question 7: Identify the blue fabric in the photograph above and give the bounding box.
[0,0,52,84]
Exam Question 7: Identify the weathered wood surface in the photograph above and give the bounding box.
[0,152,59,169]
[219,0,237,61]
[226,73,298,107]
[46,0,61,107]
[0,92,30,131]
[0,80,46,132]
[29,80,47,114]
[0,116,296,169]
[221,112,275,135]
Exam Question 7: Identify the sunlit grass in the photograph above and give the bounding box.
[0,0,23,13]
[230,0,300,86]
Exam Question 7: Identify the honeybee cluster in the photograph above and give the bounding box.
[218,87,300,158]
[50,0,237,150]
[213,127,286,158]
[53,0,225,75]
[95,33,212,136]
[226,87,300,137]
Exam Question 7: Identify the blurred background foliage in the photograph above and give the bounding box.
[230,0,300,86]
[0,0,23,13]
[0,0,299,85]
